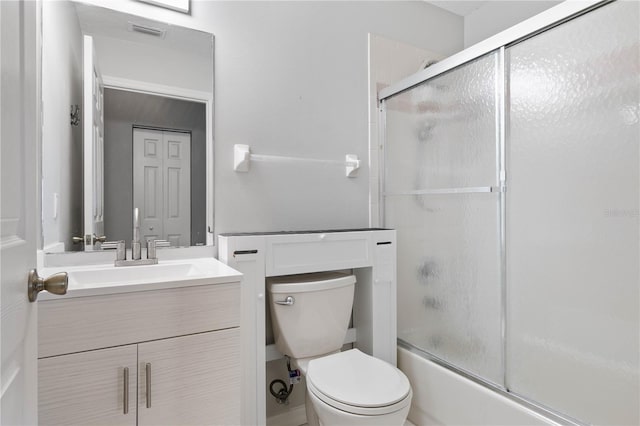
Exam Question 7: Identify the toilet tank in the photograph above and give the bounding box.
[268,272,356,360]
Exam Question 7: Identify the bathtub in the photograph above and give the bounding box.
[397,347,561,426]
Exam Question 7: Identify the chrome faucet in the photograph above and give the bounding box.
[132,207,141,260]
[114,207,160,267]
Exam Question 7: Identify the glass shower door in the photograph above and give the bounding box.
[506,1,640,424]
[383,51,503,384]
[382,0,639,423]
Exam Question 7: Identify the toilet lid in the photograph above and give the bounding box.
[306,349,410,410]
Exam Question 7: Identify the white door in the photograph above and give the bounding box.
[162,131,191,247]
[133,129,164,244]
[133,128,191,247]
[83,35,104,250]
[0,0,39,423]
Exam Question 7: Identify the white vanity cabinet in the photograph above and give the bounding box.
[136,329,240,425]
[39,345,138,426]
[37,280,241,426]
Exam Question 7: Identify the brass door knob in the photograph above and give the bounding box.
[27,269,68,302]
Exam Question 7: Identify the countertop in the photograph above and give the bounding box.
[38,257,242,300]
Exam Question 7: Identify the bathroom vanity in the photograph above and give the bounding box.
[36,258,241,426]
[219,229,397,426]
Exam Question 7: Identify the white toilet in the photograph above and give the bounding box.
[268,271,412,426]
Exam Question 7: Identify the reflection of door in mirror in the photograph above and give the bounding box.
[103,88,206,248]
[133,128,191,247]
[83,35,104,250]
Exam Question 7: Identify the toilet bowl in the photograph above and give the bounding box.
[305,349,412,426]
[267,272,412,426]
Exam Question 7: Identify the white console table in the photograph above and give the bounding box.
[219,229,397,426]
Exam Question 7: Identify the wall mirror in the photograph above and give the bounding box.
[41,0,214,253]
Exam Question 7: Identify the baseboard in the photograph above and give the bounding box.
[266,404,307,426]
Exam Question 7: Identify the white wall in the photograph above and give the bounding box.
[42,0,84,251]
[77,0,463,237]
[464,1,561,48]
[93,35,213,93]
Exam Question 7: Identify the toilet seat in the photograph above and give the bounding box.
[306,349,412,416]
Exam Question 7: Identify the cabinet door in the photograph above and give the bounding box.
[138,328,241,425]
[39,345,137,426]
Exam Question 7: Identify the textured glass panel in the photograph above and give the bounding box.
[507,2,640,424]
[387,193,502,383]
[384,52,498,193]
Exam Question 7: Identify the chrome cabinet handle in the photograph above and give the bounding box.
[27,269,68,302]
[146,363,151,408]
[123,367,129,415]
[275,296,295,306]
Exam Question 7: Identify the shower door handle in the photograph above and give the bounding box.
[275,296,295,306]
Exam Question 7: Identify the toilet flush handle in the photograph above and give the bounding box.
[275,296,295,306]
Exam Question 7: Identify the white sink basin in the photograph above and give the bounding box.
[68,262,203,288]
[38,258,242,300]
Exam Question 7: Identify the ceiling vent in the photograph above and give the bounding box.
[127,22,166,38]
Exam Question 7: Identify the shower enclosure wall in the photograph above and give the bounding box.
[380,1,639,424]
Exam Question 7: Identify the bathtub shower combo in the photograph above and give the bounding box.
[380,1,639,425]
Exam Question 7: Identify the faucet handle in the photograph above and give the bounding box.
[116,240,126,261]
[147,239,156,260]
[153,239,170,248]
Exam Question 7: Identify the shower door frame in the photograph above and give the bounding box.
[378,0,608,102]
[378,1,613,425]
